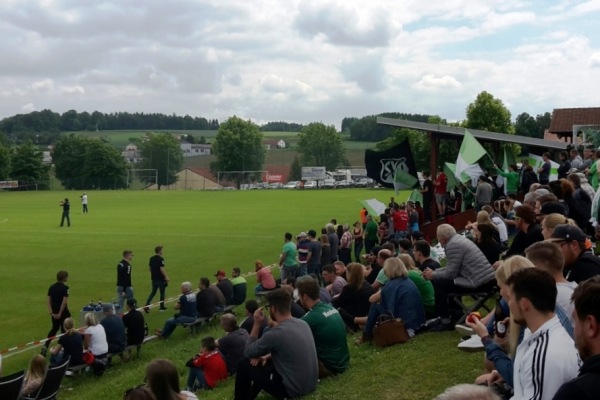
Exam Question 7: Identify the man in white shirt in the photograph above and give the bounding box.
[81,192,88,213]
[505,268,579,400]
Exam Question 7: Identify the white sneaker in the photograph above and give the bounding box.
[455,324,474,338]
[458,335,484,352]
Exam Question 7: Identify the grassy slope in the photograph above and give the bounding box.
[0,190,480,400]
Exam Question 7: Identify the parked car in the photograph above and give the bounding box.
[322,179,336,189]
[283,181,299,189]
[269,182,283,189]
[354,178,369,188]
[304,180,317,189]
[334,180,350,189]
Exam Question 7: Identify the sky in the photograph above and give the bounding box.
[1,0,600,129]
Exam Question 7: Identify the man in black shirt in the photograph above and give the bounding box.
[196,278,217,318]
[117,250,134,312]
[59,198,70,227]
[420,172,434,222]
[145,246,169,313]
[122,298,145,346]
[45,270,71,352]
[215,270,234,305]
[414,240,441,271]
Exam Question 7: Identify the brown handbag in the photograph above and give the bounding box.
[372,314,410,347]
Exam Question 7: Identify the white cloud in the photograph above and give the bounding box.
[21,103,35,112]
[0,0,598,127]
[415,74,462,90]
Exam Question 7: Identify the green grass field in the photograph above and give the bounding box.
[0,189,481,399]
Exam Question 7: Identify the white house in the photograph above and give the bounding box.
[181,141,212,157]
[264,139,286,150]
[122,143,141,163]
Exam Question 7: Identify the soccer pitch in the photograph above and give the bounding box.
[0,188,403,355]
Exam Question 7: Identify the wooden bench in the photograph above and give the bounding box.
[182,305,237,335]
[66,335,158,376]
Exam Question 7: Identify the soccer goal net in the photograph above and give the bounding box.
[127,169,158,189]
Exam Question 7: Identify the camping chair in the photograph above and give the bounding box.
[22,356,70,400]
[0,369,25,400]
[448,285,498,325]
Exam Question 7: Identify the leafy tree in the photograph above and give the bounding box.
[0,144,11,180]
[53,134,128,189]
[297,122,345,171]
[137,133,184,189]
[210,116,266,185]
[83,140,128,189]
[10,141,50,187]
[515,112,539,138]
[288,156,302,181]
[199,136,206,144]
[465,91,514,134]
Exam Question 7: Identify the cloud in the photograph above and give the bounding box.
[591,53,600,67]
[415,74,462,90]
[21,103,35,112]
[58,85,85,95]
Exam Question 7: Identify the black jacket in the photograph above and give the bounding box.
[553,354,600,400]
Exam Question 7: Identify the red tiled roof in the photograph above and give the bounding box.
[549,107,600,134]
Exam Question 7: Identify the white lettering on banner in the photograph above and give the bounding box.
[379,158,409,184]
[0,181,18,188]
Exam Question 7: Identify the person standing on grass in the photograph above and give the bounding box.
[81,192,88,213]
[59,198,70,227]
[44,270,71,354]
[145,246,169,313]
[117,250,135,312]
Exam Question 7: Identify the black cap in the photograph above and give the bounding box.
[550,224,586,243]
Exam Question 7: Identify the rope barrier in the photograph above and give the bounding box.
[1,263,279,358]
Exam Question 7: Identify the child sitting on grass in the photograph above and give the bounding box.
[185,336,228,393]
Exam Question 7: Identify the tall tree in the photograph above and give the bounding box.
[0,143,11,180]
[210,116,266,185]
[296,122,345,171]
[83,140,129,189]
[53,134,128,189]
[137,132,184,189]
[515,112,539,137]
[288,155,302,181]
[465,91,514,134]
[10,141,50,187]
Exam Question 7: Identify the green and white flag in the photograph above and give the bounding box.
[445,162,484,189]
[408,189,423,204]
[393,168,418,195]
[359,198,386,217]
[455,130,487,181]
[528,153,559,182]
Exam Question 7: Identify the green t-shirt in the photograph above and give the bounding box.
[302,302,349,373]
[282,241,297,267]
[496,169,519,194]
[590,161,599,191]
[231,276,246,285]
[365,220,378,241]
[407,270,435,313]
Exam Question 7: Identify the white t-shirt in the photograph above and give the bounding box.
[556,281,577,326]
[491,216,508,243]
[85,324,108,355]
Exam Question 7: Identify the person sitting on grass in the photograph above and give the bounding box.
[297,278,349,378]
[359,257,425,344]
[216,314,248,375]
[21,354,46,397]
[124,385,157,400]
[332,262,375,332]
[146,358,198,400]
[185,336,228,393]
[49,317,83,367]
[155,282,197,339]
[240,300,267,338]
[234,288,318,400]
[322,264,346,297]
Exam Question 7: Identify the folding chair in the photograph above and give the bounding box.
[0,369,25,400]
[448,285,498,325]
[22,356,70,400]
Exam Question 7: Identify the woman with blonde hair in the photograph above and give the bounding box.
[254,260,276,294]
[359,257,425,343]
[21,354,47,396]
[541,213,576,240]
[49,317,83,366]
[83,312,108,359]
[332,262,375,332]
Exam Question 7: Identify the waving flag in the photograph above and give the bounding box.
[455,130,487,181]
[365,140,418,189]
[393,168,419,195]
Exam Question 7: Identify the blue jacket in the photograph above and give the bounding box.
[381,277,426,332]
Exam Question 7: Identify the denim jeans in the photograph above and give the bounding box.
[187,367,208,391]
[116,286,134,311]
[161,315,196,338]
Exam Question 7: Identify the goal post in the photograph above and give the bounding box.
[217,170,269,189]
[127,169,158,189]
